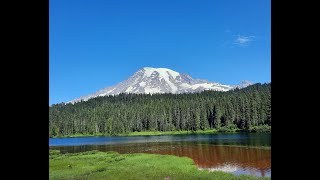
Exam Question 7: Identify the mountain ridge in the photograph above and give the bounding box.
[69,67,253,104]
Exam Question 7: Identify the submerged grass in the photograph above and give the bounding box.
[49,150,270,180]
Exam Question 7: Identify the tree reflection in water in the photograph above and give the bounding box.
[51,141,270,177]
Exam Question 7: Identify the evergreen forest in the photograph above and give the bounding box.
[49,83,271,137]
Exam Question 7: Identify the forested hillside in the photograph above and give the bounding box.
[49,83,271,137]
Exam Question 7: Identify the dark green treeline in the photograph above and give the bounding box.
[49,83,271,136]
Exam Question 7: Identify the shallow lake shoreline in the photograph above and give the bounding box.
[50,133,271,177]
[50,127,271,138]
[49,150,270,180]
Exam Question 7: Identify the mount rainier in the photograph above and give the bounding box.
[69,67,252,103]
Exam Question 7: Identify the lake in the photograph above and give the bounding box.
[49,133,271,177]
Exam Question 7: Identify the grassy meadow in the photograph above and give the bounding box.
[49,150,270,180]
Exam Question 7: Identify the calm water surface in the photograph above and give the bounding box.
[49,133,271,177]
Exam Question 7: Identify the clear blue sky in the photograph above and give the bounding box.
[50,0,271,105]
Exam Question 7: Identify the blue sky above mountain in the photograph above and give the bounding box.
[49,0,270,105]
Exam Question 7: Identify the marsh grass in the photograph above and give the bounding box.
[121,129,220,136]
[51,127,270,138]
[49,150,270,180]
[51,130,220,138]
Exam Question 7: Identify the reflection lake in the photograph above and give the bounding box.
[49,133,271,177]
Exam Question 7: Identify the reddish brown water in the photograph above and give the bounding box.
[52,141,271,177]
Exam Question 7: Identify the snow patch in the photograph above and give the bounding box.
[142,67,178,93]
[219,84,232,88]
[133,76,140,84]
[139,82,146,87]
[144,87,163,94]
[143,67,179,79]
[161,72,177,93]
[187,83,230,91]
[98,93,107,97]
[180,83,192,88]
[190,83,214,89]
[125,86,133,93]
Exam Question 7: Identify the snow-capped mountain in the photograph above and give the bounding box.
[232,80,253,89]
[69,67,253,103]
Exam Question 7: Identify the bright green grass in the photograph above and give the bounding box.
[52,129,223,138]
[51,126,270,138]
[248,125,271,132]
[51,130,221,138]
[53,133,105,138]
[49,150,270,180]
[120,129,221,136]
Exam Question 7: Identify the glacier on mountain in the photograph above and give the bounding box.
[69,67,253,103]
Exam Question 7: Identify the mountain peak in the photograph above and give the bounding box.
[233,80,253,88]
[68,68,253,104]
[140,67,180,79]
